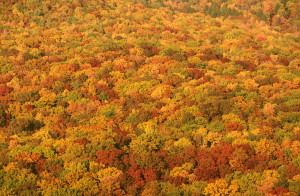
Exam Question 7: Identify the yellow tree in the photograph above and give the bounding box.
[255,138,279,156]
[204,179,239,196]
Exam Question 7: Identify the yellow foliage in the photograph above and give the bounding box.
[255,138,279,156]
[291,141,300,158]
[226,131,249,145]
[151,85,173,99]
[174,137,192,149]
[0,133,6,143]
[6,77,20,91]
[282,138,292,149]
[170,167,189,178]
[7,102,22,119]
[243,79,259,91]
[37,88,57,107]
[222,113,242,124]
[109,71,125,85]
[262,170,280,179]
[205,132,222,147]
[196,128,208,136]
[89,161,105,174]
[204,179,239,196]
[37,172,66,195]
[97,167,122,182]
[42,113,60,127]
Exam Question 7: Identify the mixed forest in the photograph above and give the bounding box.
[0,0,300,195]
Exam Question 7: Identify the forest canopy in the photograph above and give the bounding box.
[0,0,299,195]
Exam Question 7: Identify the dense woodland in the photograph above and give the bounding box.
[0,0,300,195]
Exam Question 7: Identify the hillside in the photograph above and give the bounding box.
[0,0,300,195]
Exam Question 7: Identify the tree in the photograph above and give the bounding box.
[255,138,279,156]
[129,126,165,168]
[204,179,238,196]
[97,167,125,195]
[230,148,249,172]
[195,149,219,181]
[0,103,9,127]
[263,103,277,117]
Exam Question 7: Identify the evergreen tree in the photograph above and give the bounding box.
[221,4,230,19]
[208,2,220,18]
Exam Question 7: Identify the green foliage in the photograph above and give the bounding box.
[14,90,40,103]
[204,2,242,18]
[160,46,186,62]
[66,91,83,102]
[8,117,43,136]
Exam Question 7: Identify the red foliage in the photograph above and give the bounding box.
[186,49,196,58]
[95,83,109,92]
[219,57,230,63]
[15,153,46,173]
[0,74,12,84]
[49,165,63,175]
[163,26,178,33]
[151,109,160,118]
[188,68,204,79]
[66,121,76,128]
[182,145,197,164]
[48,56,63,63]
[81,40,91,45]
[170,176,187,186]
[269,186,289,195]
[114,129,130,147]
[151,46,160,56]
[253,108,263,116]
[107,89,118,100]
[166,156,183,170]
[178,34,191,41]
[199,54,216,61]
[35,158,46,172]
[33,44,40,49]
[212,142,235,158]
[25,104,34,112]
[159,66,169,74]
[90,58,101,67]
[196,77,209,85]
[126,163,145,189]
[246,153,274,172]
[96,148,123,167]
[140,44,160,57]
[256,36,267,42]
[239,144,255,155]
[40,76,58,89]
[235,60,255,71]
[62,83,72,91]
[285,164,300,179]
[0,84,12,96]
[74,138,90,146]
[278,58,289,66]
[195,149,219,181]
[273,150,288,165]
[195,165,219,181]
[143,168,157,183]
[260,54,272,63]
[70,64,80,71]
[53,117,67,138]
[211,142,235,177]
[226,122,244,132]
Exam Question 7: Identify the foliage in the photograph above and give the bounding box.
[0,0,299,194]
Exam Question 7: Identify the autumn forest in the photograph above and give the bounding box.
[0,0,300,195]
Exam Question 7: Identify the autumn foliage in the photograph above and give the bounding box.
[0,0,299,195]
